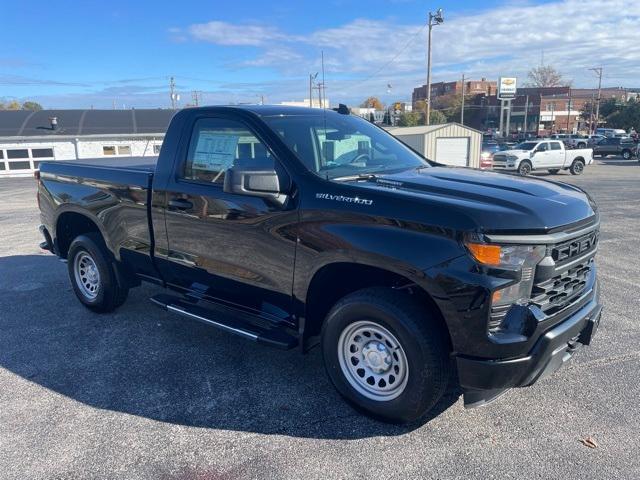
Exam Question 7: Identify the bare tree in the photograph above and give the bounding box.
[525,65,570,88]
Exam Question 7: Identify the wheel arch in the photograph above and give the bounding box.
[301,261,452,352]
[54,209,108,259]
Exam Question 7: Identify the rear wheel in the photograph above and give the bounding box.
[321,287,449,423]
[67,233,129,312]
[518,160,532,176]
[570,158,585,175]
[547,169,560,175]
[577,142,586,148]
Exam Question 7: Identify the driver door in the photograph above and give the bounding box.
[156,115,298,324]
[533,141,551,167]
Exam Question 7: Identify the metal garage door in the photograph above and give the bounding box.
[435,137,469,166]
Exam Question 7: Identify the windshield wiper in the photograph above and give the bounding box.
[332,173,379,182]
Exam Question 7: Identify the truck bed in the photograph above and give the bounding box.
[38,158,156,268]
[39,157,155,189]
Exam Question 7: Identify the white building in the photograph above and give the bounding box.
[279,98,330,109]
[387,123,483,168]
[0,109,175,177]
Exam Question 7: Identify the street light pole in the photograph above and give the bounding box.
[425,8,444,125]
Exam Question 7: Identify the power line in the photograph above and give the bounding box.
[344,23,427,90]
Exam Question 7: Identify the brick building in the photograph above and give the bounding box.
[466,87,629,135]
[412,78,497,106]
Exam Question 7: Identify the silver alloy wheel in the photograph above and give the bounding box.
[519,162,531,175]
[74,252,100,300]
[337,320,409,401]
[573,161,584,173]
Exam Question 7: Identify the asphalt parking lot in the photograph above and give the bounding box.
[1,158,639,479]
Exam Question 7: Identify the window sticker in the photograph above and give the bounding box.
[192,132,239,171]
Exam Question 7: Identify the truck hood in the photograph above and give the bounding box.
[357,167,596,232]
[497,149,531,157]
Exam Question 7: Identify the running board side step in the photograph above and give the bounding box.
[150,294,298,350]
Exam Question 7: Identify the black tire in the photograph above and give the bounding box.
[67,233,129,312]
[321,287,450,423]
[570,158,585,175]
[518,160,532,176]
[621,149,631,160]
[547,169,560,175]
[577,142,586,148]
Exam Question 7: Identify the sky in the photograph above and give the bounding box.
[1,0,639,109]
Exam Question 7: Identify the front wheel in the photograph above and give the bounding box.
[321,287,450,423]
[570,159,585,175]
[67,233,129,312]
[622,150,631,160]
[518,161,532,176]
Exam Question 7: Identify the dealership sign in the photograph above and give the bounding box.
[498,77,517,100]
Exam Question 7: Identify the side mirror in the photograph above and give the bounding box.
[223,166,288,202]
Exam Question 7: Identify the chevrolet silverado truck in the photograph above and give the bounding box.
[492,139,593,176]
[36,105,603,423]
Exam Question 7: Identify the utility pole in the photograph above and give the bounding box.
[589,67,603,133]
[523,95,529,136]
[460,73,465,125]
[191,90,202,107]
[169,76,177,110]
[589,93,595,132]
[425,8,444,125]
[309,74,313,107]
[566,89,572,132]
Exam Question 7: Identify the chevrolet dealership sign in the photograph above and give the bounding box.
[498,77,517,100]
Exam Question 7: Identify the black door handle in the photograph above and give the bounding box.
[168,198,193,210]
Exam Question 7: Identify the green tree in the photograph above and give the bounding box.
[5,100,21,110]
[429,110,447,125]
[604,100,640,130]
[397,111,422,127]
[21,101,43,111]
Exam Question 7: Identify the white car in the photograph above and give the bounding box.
[492,140,593,176]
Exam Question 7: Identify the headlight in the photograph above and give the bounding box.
[506,154,518,161]
[465,241,546,308]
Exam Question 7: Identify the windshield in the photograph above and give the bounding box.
[514,142,538,151]
[482,142,501,154]
[261,112,428,179]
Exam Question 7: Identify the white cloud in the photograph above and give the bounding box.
[187,21,287,46]
[181,0,640,101]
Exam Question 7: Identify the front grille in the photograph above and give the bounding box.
[530,258,593,315]
[492,154,507,168]
[551,231,598,266]
[489,228,598,328]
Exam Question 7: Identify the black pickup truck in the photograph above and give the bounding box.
[37,105,602,423]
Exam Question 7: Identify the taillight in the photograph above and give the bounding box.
[34,170,41,208]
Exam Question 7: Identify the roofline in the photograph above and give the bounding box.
[386,122,484,135]
[0,133,166,142]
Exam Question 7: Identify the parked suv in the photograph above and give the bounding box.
[592,137,637,159]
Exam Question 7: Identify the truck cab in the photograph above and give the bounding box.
[492,139,592,175]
